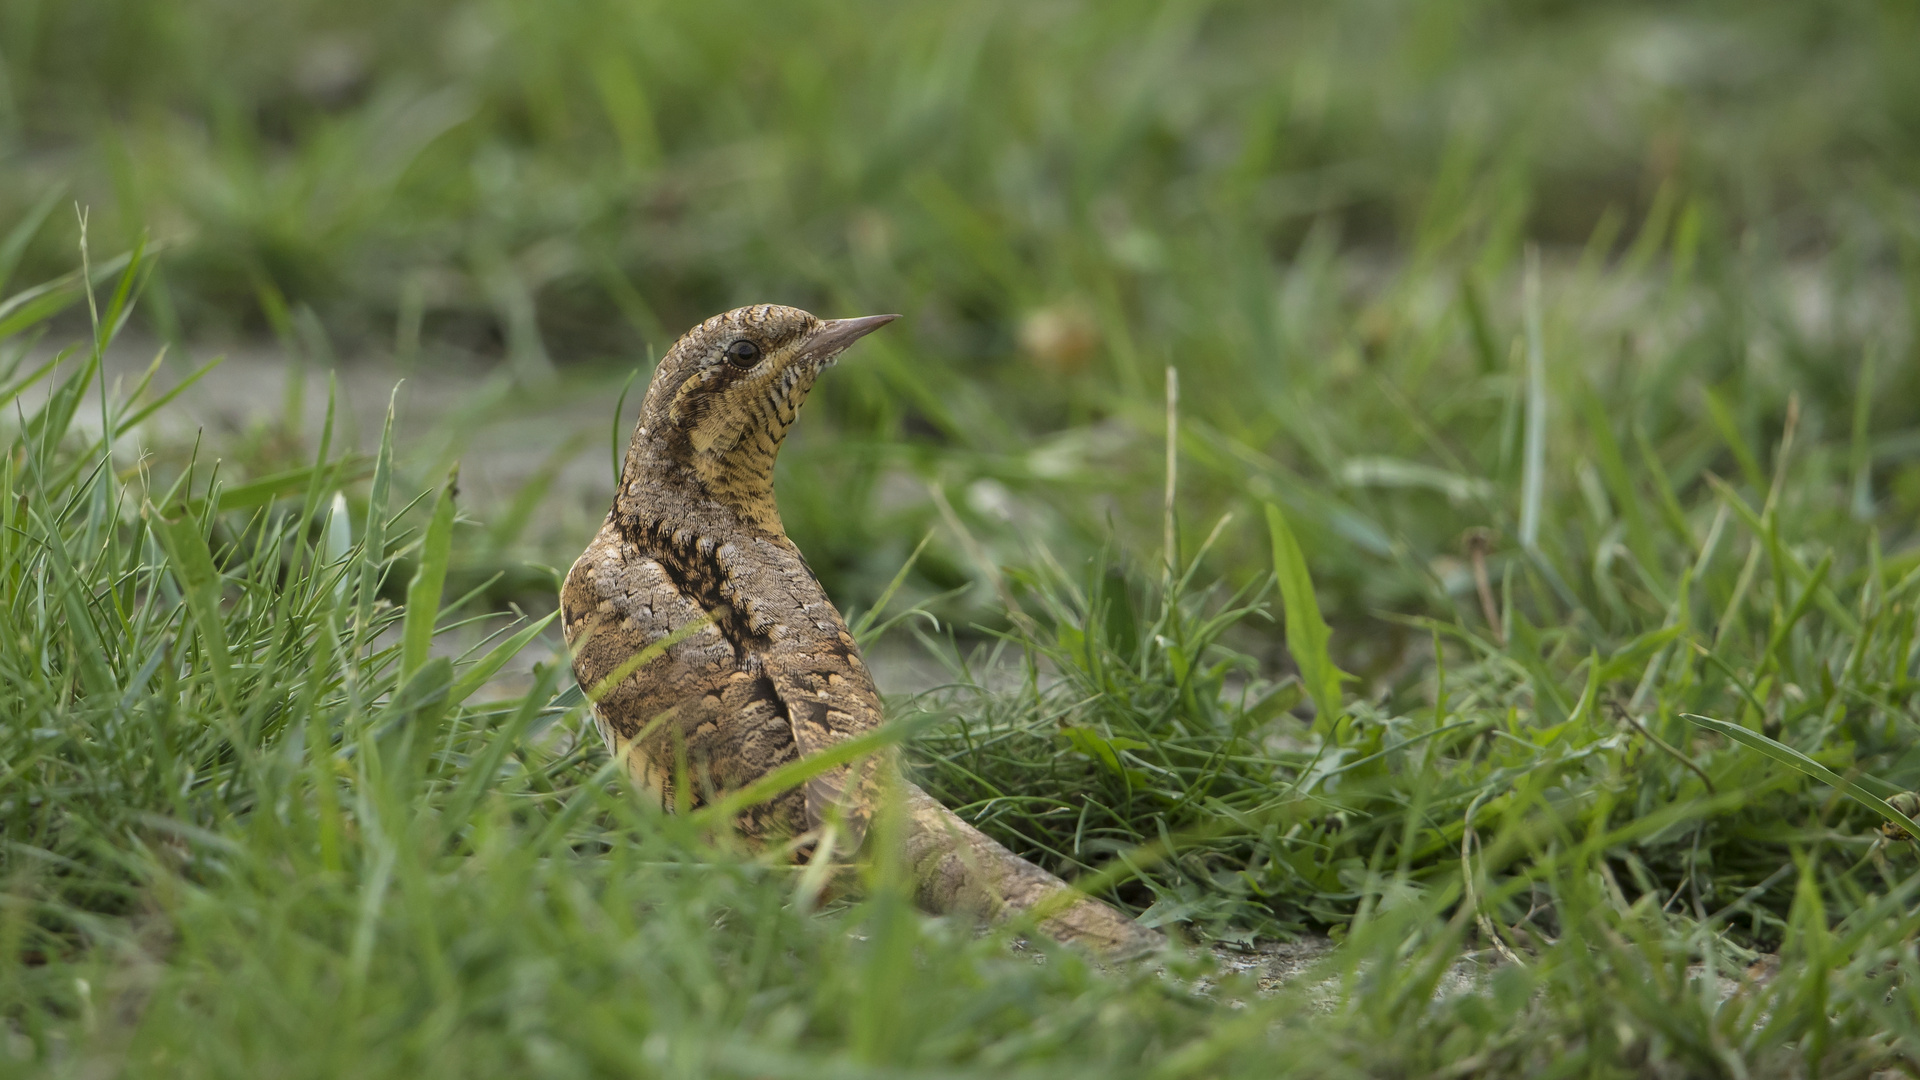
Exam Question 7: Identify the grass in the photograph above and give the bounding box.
[4,0,1920,1075]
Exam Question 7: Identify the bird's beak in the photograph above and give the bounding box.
[798,313,899,366]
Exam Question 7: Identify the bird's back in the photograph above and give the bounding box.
[561,508,883,848]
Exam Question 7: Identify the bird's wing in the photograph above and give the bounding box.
[563,531,735,794]
[765,628,887,853]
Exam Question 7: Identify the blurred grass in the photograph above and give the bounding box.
[6,0,1919,614]
[4,0,1920,1074]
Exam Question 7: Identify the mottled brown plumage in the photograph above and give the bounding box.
[563,304,1160,955]
[562,304,891,852]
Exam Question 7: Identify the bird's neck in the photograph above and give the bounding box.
[617,434,785,537]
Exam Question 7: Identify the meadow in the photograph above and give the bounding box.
[3,0,1920,1075]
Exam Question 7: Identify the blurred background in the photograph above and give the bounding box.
[1,0,1916,656]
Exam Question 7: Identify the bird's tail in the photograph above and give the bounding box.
[899,782,1163,958]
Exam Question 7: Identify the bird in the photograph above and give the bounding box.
[561,304,892,854]
[562,304,1160,955]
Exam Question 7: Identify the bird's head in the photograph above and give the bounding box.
[620,304,897,532]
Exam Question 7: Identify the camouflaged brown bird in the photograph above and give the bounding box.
[562,304,1158,956]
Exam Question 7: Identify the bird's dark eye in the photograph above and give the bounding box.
[724,339,763,369]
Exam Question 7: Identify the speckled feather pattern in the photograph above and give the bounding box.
[561,305,886,853]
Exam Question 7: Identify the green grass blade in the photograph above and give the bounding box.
[1519,247,1547,551]
[690,716,931,830]
[0,185,65,297]
[400,466,459,681]
[447,610,557,708]
[1702,386,1766,494]
[215,460,373,514]
[356,387,400,651]
[1265,502,1347,727]
[1680,712,1920,838]
[611,362,645,486]
[0,350,67,414]
[114,355,224,435]
[146,501,237,709]
[1848,347,1876,520]
[0,253,131,341]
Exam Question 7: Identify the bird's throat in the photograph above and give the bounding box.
[616,433,786,537]
[691,444,784,534]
